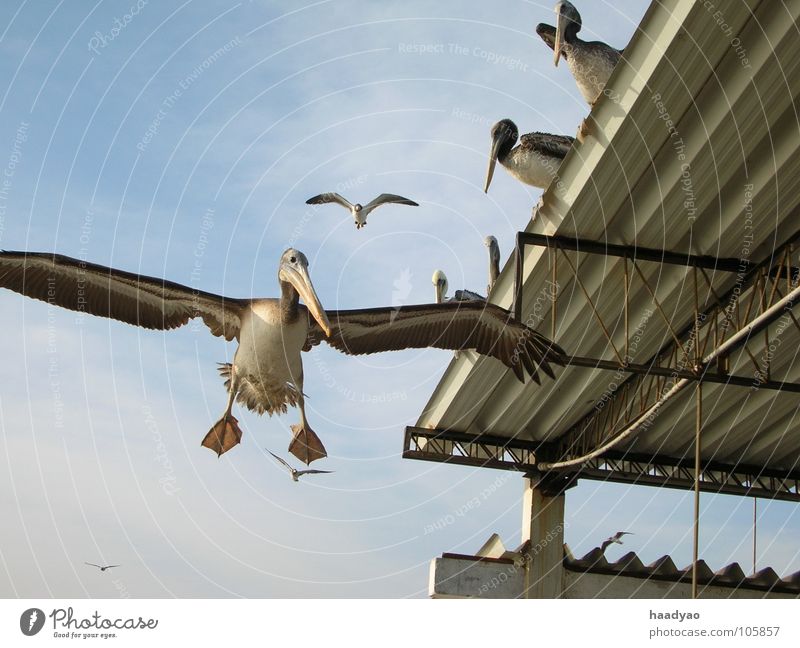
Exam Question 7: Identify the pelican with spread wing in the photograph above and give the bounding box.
[0,249,563,464]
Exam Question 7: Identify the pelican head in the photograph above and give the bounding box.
[278,249,332,336]
[485,119,519,193]
[484,235,498,250]
[431,269,448,303]
[554,1,582,66]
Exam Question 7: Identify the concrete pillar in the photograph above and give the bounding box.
[521,476,566,598]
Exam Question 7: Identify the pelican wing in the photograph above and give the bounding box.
[305,193,354,210]
[307,302,563,383]
[363,194,419,211]
[0,252,246,340]
[520,132,575,159]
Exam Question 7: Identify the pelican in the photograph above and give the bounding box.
[537,1,622,105]
[431,270,484,304]
[484,119,574,193]
[0,249,563,464]
[305,192,418,229]
[85,563,120,572]
[600,531,633,553]
[485,235,501,294]
[266,449,333,482]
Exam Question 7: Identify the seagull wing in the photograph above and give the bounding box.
[0,252,246,340]
[306,302,563,384]
[362,194,419,213]
[296,469,334,477]
[85,562,102,569]
[105,565,120,569]
[520,132,575,159]
[305,193,354,211]
[267,449,294,471]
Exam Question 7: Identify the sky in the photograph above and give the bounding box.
[0,0,797,599]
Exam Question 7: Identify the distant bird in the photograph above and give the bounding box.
[267,449,333,482]
[85,562,119,572]
[305,192,418,229]
[600,531,633,553]
[0,249,562,465]
[431,270,484,304]
[536,1,622,105]
[485,235,501,294]
[484,119,574,193]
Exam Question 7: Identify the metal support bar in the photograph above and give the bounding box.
[693,383,702,599]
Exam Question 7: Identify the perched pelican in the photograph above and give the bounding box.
[0,249,563,464]
[85,563,120,572]
[305,192,418,229]
[267,449,333,482]
[485,235,501,294]
[431,270,484,304]
[600,531,633,553]
[537,1,622,105]
[484,119,574,193]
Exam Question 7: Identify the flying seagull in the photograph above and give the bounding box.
[0,249,563,464]
[484,119,574,193]
[305,192,419,229]
[601,531,633,553]
[267,449,333,482]
[537,1,622,106]
[85,562,119,572]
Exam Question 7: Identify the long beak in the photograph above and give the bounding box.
[484,135,503,193]
[280,263,332,337]
[435,281,444,304]
[554,3,566,66]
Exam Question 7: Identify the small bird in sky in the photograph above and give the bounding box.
[305,192,419,229]
[600,531,633,553]
[85,562,120,572]
[266,449,334,482]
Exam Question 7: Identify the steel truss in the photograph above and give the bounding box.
[513,230,800,464]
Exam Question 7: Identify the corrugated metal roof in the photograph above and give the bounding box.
[415,0,800,475]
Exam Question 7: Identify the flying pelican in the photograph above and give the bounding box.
[485,235,501,294]
[305,192,418,229]
[431,270,484,304]
[484,119,574,193]
[600,531,633,553]
[0,249,563,464]
[85,562,120,572]
[267,449,333,482]
[536,1,622,105]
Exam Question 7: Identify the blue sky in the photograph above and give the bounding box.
[0,0,797,598]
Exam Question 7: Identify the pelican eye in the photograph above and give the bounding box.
[290,256,297,263]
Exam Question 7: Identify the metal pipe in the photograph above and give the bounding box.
[692,382,702,599]
[538,281,800,471]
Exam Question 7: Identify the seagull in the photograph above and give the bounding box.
[537,1,622,105]
[601,531,633,553]
[266,449,333,482]
[85,562,119,572]
[305,192,419,229]
[0,248,563,464]
[485,235,501,294]
[484,119,574,193]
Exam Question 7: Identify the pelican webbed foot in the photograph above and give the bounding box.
[202,414,243,457]
[288,423,327,465]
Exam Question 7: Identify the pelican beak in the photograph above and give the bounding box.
[435,281,444,304]
[484,133,503,193]
[554,2,566,66]
[280,262,332,337]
